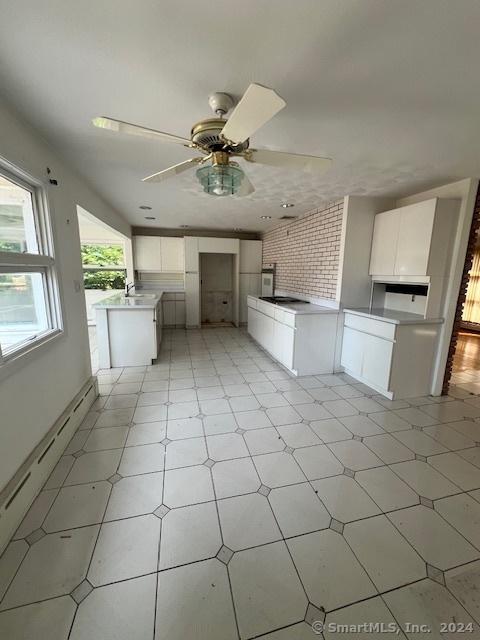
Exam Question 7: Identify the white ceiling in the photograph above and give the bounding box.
[1,0,480,232]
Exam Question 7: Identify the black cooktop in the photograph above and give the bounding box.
[259,296,309,305]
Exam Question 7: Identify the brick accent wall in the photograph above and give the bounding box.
[443,184,480,393]
[262,200,344,299]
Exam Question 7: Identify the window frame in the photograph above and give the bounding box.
[0,163,63,368]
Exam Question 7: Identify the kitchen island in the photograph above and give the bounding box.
[247,295,340,375]
[94,292,163,368]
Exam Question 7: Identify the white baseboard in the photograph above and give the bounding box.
[0,377,98,554]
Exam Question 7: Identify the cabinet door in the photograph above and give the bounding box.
[340,326,364,376]
[274,321,295,368]
[362,334,393,389]
[248,307,259,341]
[239,240,262,273]
[185,272,200,327]
[395,201,435,276]
[184,237,199,272]
[239,274,249,323]
[161,237,185,272]
[163,300,176,326]
[175,301,186,326]
[134,236,161,271]
[369,211,399,276]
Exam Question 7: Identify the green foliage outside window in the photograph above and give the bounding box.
[81,244,126,290]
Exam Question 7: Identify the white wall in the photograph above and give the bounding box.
[0,102,131,492]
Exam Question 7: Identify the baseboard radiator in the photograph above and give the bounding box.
[0,377,98,554]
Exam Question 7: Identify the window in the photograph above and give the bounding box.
[0,169,62,364]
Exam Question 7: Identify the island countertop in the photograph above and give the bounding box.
[94,292,162,309]
[343,307,444,325]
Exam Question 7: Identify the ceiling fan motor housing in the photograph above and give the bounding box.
[190,118,249,153]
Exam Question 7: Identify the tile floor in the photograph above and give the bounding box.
[1,327,480,639]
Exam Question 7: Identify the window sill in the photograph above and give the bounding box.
[0,329,65,384]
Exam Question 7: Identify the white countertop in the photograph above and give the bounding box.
[94,292,162,309]
[344,307,444,325]
[250,295,338,315]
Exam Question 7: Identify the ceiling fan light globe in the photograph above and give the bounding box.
[196,164,244,197]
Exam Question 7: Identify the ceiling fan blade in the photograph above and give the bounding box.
[142,158,203,183]
[247,149,332,173]
[92,117,192,147]
[221,84,286,145]
[236,174,255,197]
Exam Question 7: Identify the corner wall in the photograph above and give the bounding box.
[262,201,343,300]
[0,102,131,493]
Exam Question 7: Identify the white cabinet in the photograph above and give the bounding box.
[341,311,440,399]
[184,237,199,272]
[133,236,161,271]
[185,272,200,327]
[369,210,399,276]
[162,292,186,327]
[162,300,176,325]
[160,237,184,272]
[240,240,262,273]
[369,198,458,277]
[247,296,338,375]
[134,236,184,272]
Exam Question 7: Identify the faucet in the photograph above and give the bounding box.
[125,282,135,297]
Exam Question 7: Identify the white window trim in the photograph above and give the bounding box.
[0,162,64,371]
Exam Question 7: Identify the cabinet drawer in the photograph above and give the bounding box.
[257,300,275,317]
[344,313,396,341]
[162,293,175,301]
[174,292,185,301]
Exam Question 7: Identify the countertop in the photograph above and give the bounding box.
[94,292,162,309]
[343,307,444,325]
[249,295,339,315]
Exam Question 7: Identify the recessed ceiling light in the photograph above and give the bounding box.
[139,205,152,210]
[281,203,295,208]
[260,216,272,220]
[144,216,156,220]
[180,224,189,228]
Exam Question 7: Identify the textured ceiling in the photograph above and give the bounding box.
[1,0,480,231]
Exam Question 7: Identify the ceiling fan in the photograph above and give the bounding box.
[92,83,332,197]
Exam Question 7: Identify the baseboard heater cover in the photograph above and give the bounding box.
[0,377,98,555]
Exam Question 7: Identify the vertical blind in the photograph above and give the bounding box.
[463,246,480,324]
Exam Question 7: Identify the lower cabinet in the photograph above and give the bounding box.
[341,312,440,399]
[247,297,338,375]
[162,293,186,327]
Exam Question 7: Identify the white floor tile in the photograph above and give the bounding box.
[393,430,448,457]
[0,541,28,600]
[369,411,412,432]
[218,493,281,550]
[200,399,231,416]
[322,399,359,418]
[168,401,200,420]
[393,407,438,427]
[448,420,480,441]
[84,426,128,451]
[126,421,167,446]
[294,444,344,480]
[428,452,480,491]
[283,390,314,405]
[355,466,419,511]
[277,423,322,448]
[235,410,272,430]
[14,490,58,540]
[421,400,480,423]
[327,440,383,471]
[203,413,238,435]
[423,424,476,451]
[88,514,160,586]
[212,457,261,498]
[363,433,415,464]
[65,450,122,485]
[0,596,76,640]
[339,415,385,437]
[312,475,380,522]
[207,433,249,461]
[266,405,303,426]
[165,438,207,470]
[458,447,480,469]
[95,407,134,428]
[324,597,405,640]
[44,482,110,532]
[436,493,480,549]
[230,541,307,639]
[310,418,353,443]
[445,560,480,625]
[389,460,459,500]
[164,465,214,508]
[168,388,197,403]
[244,427,286,455]
[388,505,479,570]
[254,451,306,487]
[133,404,168,423]
[155,560,237,640]
[104,472,163,521]
[230,395,261,411]
[71,575,156,640]
[1,526,99,609]
[167,417,203,440]
[269,482,331,537]
[344,515,426,592]
[119,443,165,475]
[159,502,221,570]
[288,530,376,611]
[384,579,479,638]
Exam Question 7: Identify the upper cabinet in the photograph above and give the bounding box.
[239,240,262,273]
[133,236,184,272]
[369,198,458,278]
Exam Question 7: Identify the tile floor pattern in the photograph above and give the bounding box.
[1,327,480,639]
